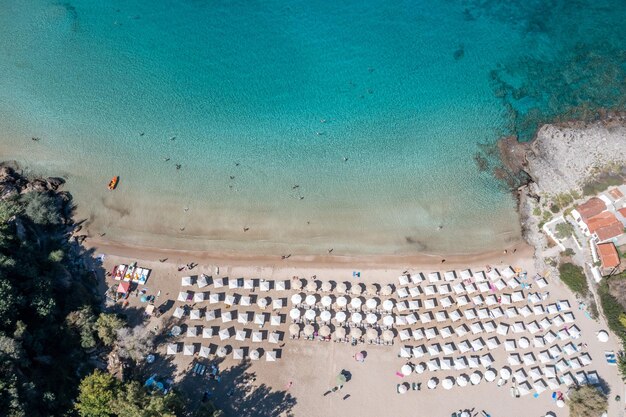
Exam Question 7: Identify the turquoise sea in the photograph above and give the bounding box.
[1,0,626,255]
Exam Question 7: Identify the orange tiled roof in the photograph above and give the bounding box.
[619,207,626,217]
[596,223,624,241]
[587,212,620,232]
[597,242,620,269]
[576,197,606,221]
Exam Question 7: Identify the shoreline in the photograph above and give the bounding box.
[87,236,534,277]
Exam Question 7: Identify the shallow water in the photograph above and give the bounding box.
[1,0,625,255]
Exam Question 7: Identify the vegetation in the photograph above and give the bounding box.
[95,313,125,347]
[555,222,575,240]
[0,187,100,416]
[583,174,624,196]
[568,385,608,417]
[599,277,626,338]
[558,263,588,296]
[560,248,575,257]
[76,371,183,417]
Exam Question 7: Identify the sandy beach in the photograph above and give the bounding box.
[94,238,624,417]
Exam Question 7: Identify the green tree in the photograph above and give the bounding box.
[66,307,97,349]
[568,385,607,417]
[75,371,118,417]
[95,314,125,347]
[555,222,575,239]
[20,192,62,225]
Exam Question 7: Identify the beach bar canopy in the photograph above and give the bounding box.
[117,282,130,294]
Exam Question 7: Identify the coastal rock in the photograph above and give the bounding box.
[45,177,65,191]
[524,121,626,195]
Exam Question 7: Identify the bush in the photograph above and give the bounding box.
[568,385,607,417]
[560,248,575,257]
[20,191,62,225]
[555,222,574,239]
[598,278,626,337]
[66,306,97,349]
[558,263,588,296]
[550,203,560,213]
[75,371,119,417]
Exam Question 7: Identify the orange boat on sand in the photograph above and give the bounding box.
[108,176,119,190]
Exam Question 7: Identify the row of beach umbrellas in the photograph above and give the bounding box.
[291,293,395,311]
[167,343,278,361]
[289,322,395,341]
[294,280,394,296]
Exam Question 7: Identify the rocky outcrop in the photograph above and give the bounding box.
[0,164,67,198]
[524,120,626,195]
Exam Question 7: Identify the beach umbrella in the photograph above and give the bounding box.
[319,325,331,337]
[194,292,205,302]
[336,296,348,307]
[350,327,362,339]
[461,412,470,417]
[303,324,315,336]
[320,310,332,322]
[233,348,244,360]
[276,280,286,291]
[414,363,425,374]
[173,307,184,319]
[216,346,227,357]
[399,346,411,358]
[321,296,332,307]
[209,293,220,304]
[442,377,454,390]
[224,294,235,306]
[250,349,260,360]
[257,297,268,308]
[221,311,233,323]
[228,278,239,289]
[268,332,280,344]
[306,281,318,292]
[255,313,266,326]
[170,325,182,336]
[292,278,303,290]
[252,331,263,342]
[321,282,333,292]
[380,285,393,296]
[181,276,193,287]
[289,308,301,320]
[597,330,609,342]
[355,351,365,362]
[366,328,378,341]
[518,337,530,349]
[382,299,394,311]
[291,293,303,305]
[190,309,201,320]
[197,275,209,288]
[556,400,565,408]
[351,297,362,309]
[305,294,317,306]
[202,328,213,338]
[187,326,198,337]
[177,291,188,302]
[470,372,482,385]
[427,378,438,389]
[366,313,378,325]
[336,282,347,294]
[366,284,378,296]
[457,374,468,387]
[304,309,316,321]
[401,364,412,376]
[335,311,347,323]
[334,327,346,340]
[243,279,254,290]
[199,345,210,358]
[270,314,281,326]
[351,312,363,324]
[219,328,231,340]
[235,329,246,341]
[259,280,271,292]
[272,299,283,310]
[484,369,496,382]
[382,315,394,327]
[351,284,363,295]
[365,298,378,310]
[382,330,394,342]
[398,383,408,394]
[166,343,178,355]
[213,277,224,288]
[266,351,277,362]
[183,344,194,356]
